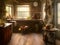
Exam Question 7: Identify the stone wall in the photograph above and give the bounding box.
[45,0,54,24]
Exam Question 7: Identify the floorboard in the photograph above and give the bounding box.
[8,33,45,45]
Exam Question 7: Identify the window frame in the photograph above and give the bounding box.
[16,5,31,20]
[5,5,13,18]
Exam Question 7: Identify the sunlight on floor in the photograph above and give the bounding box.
[8,33,45,45]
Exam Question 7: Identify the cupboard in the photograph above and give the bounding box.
[0,23,12,45]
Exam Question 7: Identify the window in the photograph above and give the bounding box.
[16,5,30,19]
[42,3,46,20]
[6,5,12,18]
[58,3,60,24]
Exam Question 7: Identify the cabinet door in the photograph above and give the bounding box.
[5,25,12,43]
[0,27,5,45]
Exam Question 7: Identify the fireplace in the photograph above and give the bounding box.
[12,20,44,33]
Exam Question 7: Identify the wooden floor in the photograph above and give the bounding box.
[8,33,45,45]
[56,39,60,45]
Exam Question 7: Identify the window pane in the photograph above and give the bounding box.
[6,5,12,19]
[58,3,60,24]
[17,5,29,11]
[16,5,30,19]
[6,5,12,16]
